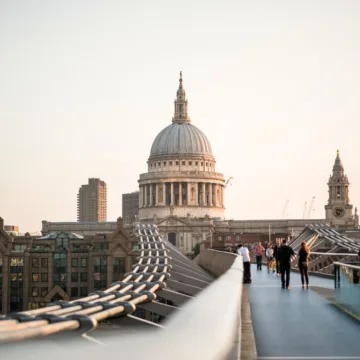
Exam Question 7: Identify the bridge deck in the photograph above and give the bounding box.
[248,265,360,359]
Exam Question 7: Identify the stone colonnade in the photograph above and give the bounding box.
[139,182,224,208]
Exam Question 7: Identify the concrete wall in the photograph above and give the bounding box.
[196,249,237,277]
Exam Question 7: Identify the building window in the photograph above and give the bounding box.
[32,258,39,267]
[71,272,79,282]
[154,163,156,167]
[201,162,203,166]
[189,161,192,165]
[14,244,26,252]
[93,257,107,290]
[10,258,24,312]
[150,163,152,167]
[163,161,166,166]
[41,273,48,282]
[80,287,88,297]
[54,251,67,290]
[11,258,23,266]
[218,236,223,241]
[32,287,39,297]
[182,161,185,165]
[176,161,179,165]
[113,257,125,282]
[226,235,231,242]
[81,258,87,267]
[41,287,48,297]
[72,258,78,268]
[71,287,79,297]
[80,272,87,282]
[236,235,240,241]
[195,161,198,166]
[32,273,39,282]
[41,258,48,268]
[206,162,208,166]
[169,161,172,166]
[158,162,161,166]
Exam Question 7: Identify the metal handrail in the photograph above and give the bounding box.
[0,225,169,344]
[333,261,360,270]
[310,252,358,256]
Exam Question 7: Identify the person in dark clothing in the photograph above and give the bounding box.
[277,239,295,289]
[298,241,310,289]
[273,240,281,276]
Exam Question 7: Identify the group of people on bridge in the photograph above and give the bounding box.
[235,239,311,289]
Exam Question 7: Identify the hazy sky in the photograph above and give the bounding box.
[1,0,360,232]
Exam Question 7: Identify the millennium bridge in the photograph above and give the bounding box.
[2,224,360,360]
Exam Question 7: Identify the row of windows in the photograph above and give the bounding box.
[150,161,213,168]
[72,258,87,267]
[32,258,48,268]
[217,236,241,241]
[32,287,48,297]
[31,273,48,282]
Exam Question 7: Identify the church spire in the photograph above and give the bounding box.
[333,149,344,173]
[172,71,190,124]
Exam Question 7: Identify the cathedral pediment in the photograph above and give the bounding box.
[157,216,194,229]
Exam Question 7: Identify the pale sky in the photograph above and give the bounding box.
[1,0,360,232]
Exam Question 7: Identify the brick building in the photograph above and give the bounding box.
[0,217,137,315]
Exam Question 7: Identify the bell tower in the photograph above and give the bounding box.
[325,150,355,227]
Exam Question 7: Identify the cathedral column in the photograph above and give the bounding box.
[221,185,224,207]
[214,184,218,206]
[149,184,153,206]
[201,183,206,206]
[155,183,159,205]
[139,186,143,208]
[187,183,192,205]
[208,183,213,206]
[163,183,166,205]
[195,182,199,205]
[144,185,148,207]
[179,183,182,205]
[170,182,174,205]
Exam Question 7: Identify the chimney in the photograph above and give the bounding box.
[117,217,123,230]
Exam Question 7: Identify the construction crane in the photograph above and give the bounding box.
[306,196,316,219]
[302,202,308,219]
[224,176,233,188]
[282,200,289,219]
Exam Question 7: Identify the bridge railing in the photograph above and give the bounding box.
[333,261,360,318]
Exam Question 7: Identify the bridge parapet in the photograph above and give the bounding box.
[197,249,237,277]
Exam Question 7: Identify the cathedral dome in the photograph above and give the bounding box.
[149,122,214,160]
[149,72,214,161]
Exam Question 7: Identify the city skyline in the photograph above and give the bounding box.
[1,1,360,231]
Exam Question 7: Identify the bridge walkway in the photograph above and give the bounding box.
[248,265,360,359]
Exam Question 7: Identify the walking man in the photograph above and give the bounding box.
[277,239,295,289]
[237,244,251,284]
[273,239,281,276]
[254,242,265,270]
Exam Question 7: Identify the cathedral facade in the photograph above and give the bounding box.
[137,73,225,251]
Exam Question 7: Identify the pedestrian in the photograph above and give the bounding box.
[265,244,274,273]
[254,242,265,270]
[273,239,281,276]
[298,241,310,289]
[277,239,295,289]
[237,244,251,284]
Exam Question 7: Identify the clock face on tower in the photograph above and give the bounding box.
[333,207,345,218]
